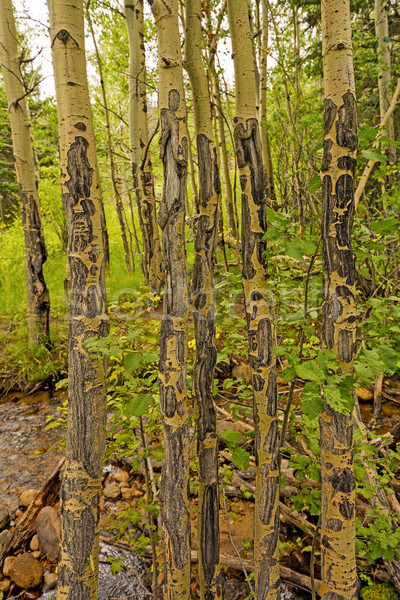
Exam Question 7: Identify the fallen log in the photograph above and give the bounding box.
[0,458,65,565]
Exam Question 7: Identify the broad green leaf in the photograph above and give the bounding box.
[285,239,304,261]
[361,149,387,163]
[126,393,153,417]
[308,175,322,194]
[124,353,142,373]
[232,446,250,470]
[295,361,324,383]
[220,428,242,444]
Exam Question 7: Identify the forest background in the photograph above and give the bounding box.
[0,0,400,599]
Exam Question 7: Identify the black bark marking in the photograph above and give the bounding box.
[197,134,213,209]
[336,90,358,151]
[201,483,219,584]
[322,534,333,549]
[339,499,354,520]
[324,98,337,134]
[253,374,265,392]
[74,122,86,131]
[328,467,356,493]
[337,156,356,174]
[57,29,70,43]
[336,174,353,209]
[258,468,279,525]
[63,503,95,575]
[266,367,278,417]
[337,329,354,363]
[322,139,334,172]
[327,518,343,532]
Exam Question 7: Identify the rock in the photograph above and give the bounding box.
[0,529,11,547]
[36,507,60,562]
[119,482,130,489]
[3,555,15,577]
[43,572,57,592]
[238,467,256,481]
[232,362,252,384]
[19,488,38,508]
[30,534,39,551]
[281,486,298,499]
[0,508,10,532]
[103,483,121,500]
[9,553,44,588]
[121,486,143,500]
[0,579,10,593]
[32,550,41,559]
[114,469,130,483]
[15,509,24,518]
[356,387,374,401]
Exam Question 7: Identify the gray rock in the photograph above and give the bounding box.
[36,506,60,562]
[103,483,121,500]
[0,507,10,532]
[43,572,57,592]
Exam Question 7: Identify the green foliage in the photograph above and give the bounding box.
[360,583,400,600]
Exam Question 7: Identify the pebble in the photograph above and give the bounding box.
[30,534,39,551]
[232,362,252,383]
[0,579,10,593]
[9,553,44,588]
[0,508,10,532]
[121,487,143,500]
[356,387,374,401]
[32,550,41,559]
[43,571,57,591]
[36,506,60,562]
[19,488,38,508]
[2,555,15,577]
[114,469,130,483]
[0,529,11,547]
[103,483,121,500]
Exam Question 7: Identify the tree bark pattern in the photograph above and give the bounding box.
[48,3,109,598]
[149,1,190,598]
[186,3,221,599]
[227,2,279,599]
[0,0,50,346]
[126,0,162,291]
[320,3,359,600]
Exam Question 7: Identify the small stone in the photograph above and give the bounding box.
[9,553,44,588]
[99,497,105,512]
[44,571,57,591]
[0,579,10,593]
[0,529,10,547]
[30,534,39,551]
[36,506,60,562]
[121,486,143,500]
[0,508,10,532]
[3,556,15,577]
[114,469,130,483]
[119,482,130,489]
[19,488,38,508]
[32,550,41,559]
[15,509,24,518]
[356,387,374,401]
[281,486,298,499]
[103,483,121,500]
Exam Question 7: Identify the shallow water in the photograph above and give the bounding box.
[0,391,64,510]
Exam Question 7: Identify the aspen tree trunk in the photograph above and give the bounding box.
[260,0,276,204]
[227,2,280,599]
[0,0,50,347]
[125,0,162,291]
[86,4,132,274]
[149,1,190,598]
[185,3,221,599]
[375,0,396,163]
[48,0,109,597]
[320,2,359,599]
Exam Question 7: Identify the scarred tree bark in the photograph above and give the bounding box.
[48,0,109,597]
[125,0,162,291]
[227,2,280,599]
[149,1,190,599]
[185,2,221,599]
[260,0,276,203]
[0,0,50,347]
[319,2,359,599]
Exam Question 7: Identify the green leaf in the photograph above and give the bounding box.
[125,394,153,417]
[370,217,398,235]
[285,239,305,261]
[295,361,324,383]
[220,428,242,444]
[302,394,323,420]
[232,446,250,470]
[124,353,142,373]
[361,149,387,163]
[308,175,322,194]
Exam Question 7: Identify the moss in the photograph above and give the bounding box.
[361,583,400,600]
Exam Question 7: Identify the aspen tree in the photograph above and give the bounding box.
[185,2,221,599]
[148,1,190,598]
[0,0,50,347]
[320,1,358,599]
[227,2,280,599]
[48,0,109,597]
[125,0,162,291]
[375,0,396,163]
[260,0,276,203]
